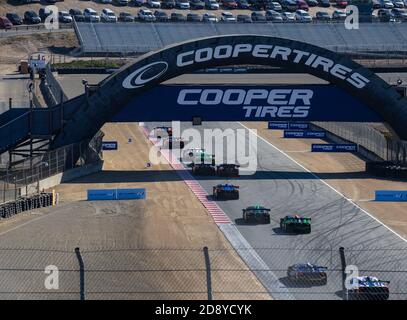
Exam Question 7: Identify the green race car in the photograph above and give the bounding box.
[280,215,311,233]
[242,205,271,224]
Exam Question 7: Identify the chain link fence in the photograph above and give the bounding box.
[0,131,103,204]
[0,247,406,300]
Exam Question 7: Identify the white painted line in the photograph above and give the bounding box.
[238,122,407,244]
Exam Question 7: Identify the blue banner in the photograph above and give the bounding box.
[117,188,146,200]
[112,84,382,122]
[268,122,288,129]
[375,190,407,202]
[311,144,358,152]
[102,141,118,150]
[87,188,146,201]
[284,130,326,138]
[289,122,310,130]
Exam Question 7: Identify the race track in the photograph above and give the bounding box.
[146,121,407,300]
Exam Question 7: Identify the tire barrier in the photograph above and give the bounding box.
[0,192,55,220]
[366,161,407,179]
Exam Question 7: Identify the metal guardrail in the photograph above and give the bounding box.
[0,23,73,38]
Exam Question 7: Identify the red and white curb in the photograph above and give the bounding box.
[139,124,231,225]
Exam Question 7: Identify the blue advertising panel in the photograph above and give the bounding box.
[102,141,118,150]
[87,188,146,201]
[311,144,358,152]
[268,122,289,129]
[375,190,407,202]
[111,84,382,123]
[289,122,310,130]
[116,188,146,200]
[284,130,326,138]
[87,189,116,201]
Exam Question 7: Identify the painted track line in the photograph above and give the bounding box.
[238,122,407,244]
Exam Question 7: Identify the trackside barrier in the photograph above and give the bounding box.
[268,122,310,130]
[102,141,118,150]
[311,144,358,152]
[284,130,326,138]
[375,190,407,202]
[0,192,55,219]
[87,188,146,201]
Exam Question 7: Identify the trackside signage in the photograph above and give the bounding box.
[375,190,407,202]
[284,130,326,138]
[102,141,118,150]
[87,188,146,201]
[112,85,382,122]
[311,144,358,152]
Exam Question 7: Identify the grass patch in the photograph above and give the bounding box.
[53,59,126,69]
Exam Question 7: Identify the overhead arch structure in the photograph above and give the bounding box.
[52,34,407,148]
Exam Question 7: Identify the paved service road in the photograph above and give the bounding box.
[146,121,407,300]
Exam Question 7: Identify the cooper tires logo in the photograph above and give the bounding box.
[122,61,168,89]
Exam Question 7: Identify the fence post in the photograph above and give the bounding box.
[75,247,85,301]
[339,247,348,301]
[203,246,213,300]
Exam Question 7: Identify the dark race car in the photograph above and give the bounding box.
[216,164,240,177]
[347,276,390,300]
[152,126,173,138]
[280,215,311,233]
[160,137,185,149]
[191,163,216,176]
[213,184,239,200]
[242,206,271,224]
[287,263,328,285]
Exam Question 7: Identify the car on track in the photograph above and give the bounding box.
[287,263,328,285]
[152,126,173,138]
[347,276,390,300]
[216,164,240,177]
[182,148,214,165]
[213,184,239,200]
[280,215,311,233]
[160,137,185,149]
[242,205,271,223]
[192,163,217,175]
[6,13,23,25]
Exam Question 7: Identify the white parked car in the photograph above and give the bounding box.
[99,0,113,3]
[138,9,157,21]
[84,8,101,22]
[202,12,219,22]
[58,11,73,23]
[295,9,312,22]
[381,0,395,8]
[176,0,191,9]
[101,8,118,22]
[148,0,162,7]
[391,0,405,8]
[205,0,220,9]
[221,11,236,22]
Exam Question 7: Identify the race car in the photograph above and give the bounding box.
[242,205,271,224]
[280,215,311,233]
[151,126,172,138]
[216,164,240,177]
[287,263,328,285]
[347,276,390,300]
[182,148,214,166]
[213,184,239,200]
[159,137,185,149]
[191,163,216,176]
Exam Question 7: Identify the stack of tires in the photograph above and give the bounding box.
[366,161,407,179]
[0,192,54,220]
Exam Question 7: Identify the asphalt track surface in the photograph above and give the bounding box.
[146,121,407,300]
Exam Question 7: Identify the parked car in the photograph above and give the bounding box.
[99,0,113,3]
[154,10,170,21]
[187,13,202,21]
[133,0,148,6]
[391,0,405,8]
[202,12,219,21]
[39,7,53,22]
[282,11,296,21]
[171,12,187,21]
[295,9,312,21]
[84,8,101,22]
[332,9,347,20]
[378,8,396,21]
[336,0,348,8]
[391,8,407,20]
[119,12,135,21]
[379,0,393,9]
[372,0,381,8]
[205,0,220,9]
[148,0,162,8]
[176,0,191,8]
[24,11,41,24]
[114,0,131,5]
[281,0,298,11]
[237,0,250,8]
[266,9,283,21]
[190,0,206,8]
[6,13,23,25]
[305,0,318,6]
[101,8,117,22]
[251,11,267,21]
[220,11,237,21]
[58,11,73,23]
[138,9,157,21]
[221,0,239,8]
[0,16,13,29]
[268,1,283,10]
[69,9,85,22]
[161,0,176,8]
[318,0,330,7]
[237,13,252,22]
[315,10,331,20]
[296,0,309,10]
